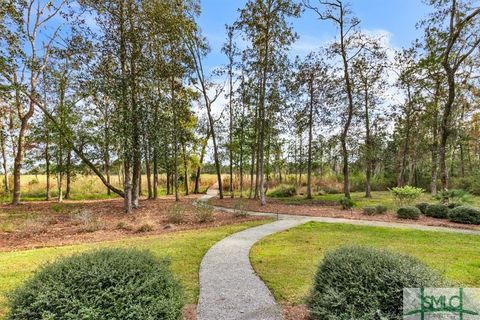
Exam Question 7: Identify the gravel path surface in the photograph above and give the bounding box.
[197,218,309,320]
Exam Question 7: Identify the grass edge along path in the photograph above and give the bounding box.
[250,221,480,305]
[0,219,269,319]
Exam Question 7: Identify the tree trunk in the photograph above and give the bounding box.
[153,148,158,199]
[12,116,30,205]
[439,71,455,191]
[0,128,8,194]
[194,130,210,194]
[124,161,132,214]
[182,143,189,196]
[339,7,354,199]
[364,82,372,198]
[65,150,71,199]
[306,76,314,199]
[146,147,152,199]
[45,140,50,201]
[430,84,440,196]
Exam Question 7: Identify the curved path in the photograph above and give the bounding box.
[196,185,480,320]
[197,218,309,320]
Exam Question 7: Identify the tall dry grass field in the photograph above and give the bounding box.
[0,173,219,201]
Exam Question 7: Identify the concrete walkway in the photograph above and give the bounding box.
[197,218,309,320]
[196,185,480,320]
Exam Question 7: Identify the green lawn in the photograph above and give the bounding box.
[0,220,269,319]
[250,221,480,305]
[273,191,480,209]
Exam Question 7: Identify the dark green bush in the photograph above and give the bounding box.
[268,184,297,198]
[425,204,449,219]
[308,246,443,320]
[375,205,388,214]
[8,248,184,320]
[339,196,355,210]
[448,206,480,225]
[397,206,421,220]
[415,202,429,215]
[362,207,376,215]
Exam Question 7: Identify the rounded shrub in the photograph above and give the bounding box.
[415,202,429,215]
[425,204,449,219]
[339,196,355,210]
[375,205,388,214]
[397,206,421,220]
[268,184,297,198]
[448,206,480,225]
[308,246,443,320]
[362,206,376,216]
[8,248,184,320]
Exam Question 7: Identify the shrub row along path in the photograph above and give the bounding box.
[197,185,480,320]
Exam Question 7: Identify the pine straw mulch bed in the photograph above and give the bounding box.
[0,195,265,251]
[210,198,480,232]
[182,304,308,320]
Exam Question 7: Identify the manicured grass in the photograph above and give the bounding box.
[250,222,480,305]
[274,191,480,209]
[0,220,269,319]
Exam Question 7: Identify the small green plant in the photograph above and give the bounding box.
[195,201,214,223]
[51,203,64,213]
[448,206,480,225]
[268,185,297,198]
[308,246,443,320]
[339,196,355,210]
[167,203,186,224]
[415,203,429,215]
[233,198,248,217]
[390,185,424,207]
[397,206,421,220]
[436,189,472,207]
[375,205,388,214]
[7,248,184,320]
[362,207,376,216]
[136,223,154,233]
[425,204,449,219]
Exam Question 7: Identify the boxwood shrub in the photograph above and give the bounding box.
[8,248,184,320]
[415,203,429,215]
[308,246,443,320]
[268,184,297,198]
[362,206,376,216]
[448,206,480,225]
[375,205,388,214]
[425,204,450,219]
[397,206,421,220]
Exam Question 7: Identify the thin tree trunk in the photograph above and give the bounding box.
[306,76,314,199]
[64,150,71,199]
[182,143,189,196]
[194,130,210,194]
[153,148,158,199]
[364,82,372,198]
[146,145,152,199]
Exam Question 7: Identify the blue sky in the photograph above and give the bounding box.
[198,0,430,71]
